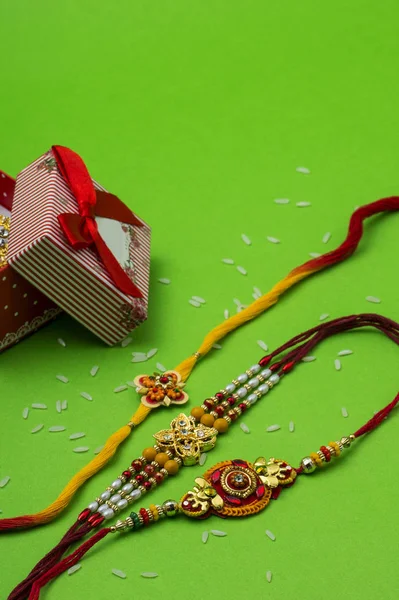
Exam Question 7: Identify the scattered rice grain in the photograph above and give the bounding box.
[156,362,167,372]
[338,349,353,356]
[274,198,290,205]
[289,421,295,432]
[73,446,89,453]
[141,572,158,579]
[112,569,126,579]
[0,476,10,488]
[222,258,234,265]
[302,356,316,362]
[49,426,66,432]
[335,359,342,371]
[114,385,128,393]
[257,340,268,351]
[252,292,259,300]
[70,432,86,440]
[322,232,331,244]
[56,374,69,383]
[90,365,99,377]
[266,570,273,583]
[61,400,68,410]
[68,564,81,575]
[296,201,311,207]
[192,296,206,304]
[366,295,381,304]
[189,299,201,307]
[31,424,44,434]
[211,530,227,537]
[341,407,348,418]
[56,400,62,414]
[267,236,280,244]
[240,422,250,434]
[80,392,93,401]
[319,313,329,321]
[132,354,148,363]
[236,265,247,275]
[32,403,47,410]
[266,424,280,432]
[253,287,262,297]
[296,166,311,174]
[224,309,229,319]
[94,445,104,455]
[57,338,66,347]
[121,337,132,348]
[147,348,158,358]
[309,252,321,258]
[22,407,29,419]
[233,298,242,307]
[241,233,251,245]
[265,529,276,541]
[202,531,209,544]
[199,453,207,466]
[158,278,171,284]
[212,343,222,350]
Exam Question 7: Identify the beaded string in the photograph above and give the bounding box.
[28,388,399,600]
[10,312,399,600]
[2,196,398,533]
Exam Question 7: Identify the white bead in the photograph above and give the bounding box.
[237,387,247,398]
[88,502,98,513]
[129,489,142,500]
[103,508,114,520]
[100,490,111,501]
[247,393,257,405]
[250,364,261,374]
[225,383,236,393]
[269,374,280,384]
[258,384,269,394]
[261,368,272,379]
[98,504,108,514]
[117,499,128,509]
[248,377,259,387]
[110,494,121,503]
[237,373,248,384]
[111,479,122,490]
[122,483,133,493]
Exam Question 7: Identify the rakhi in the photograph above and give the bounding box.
[10,312,399,600]
[1,196,398,533]
[0,214,10,268]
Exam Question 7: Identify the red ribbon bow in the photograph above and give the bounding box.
[52,145,143,298]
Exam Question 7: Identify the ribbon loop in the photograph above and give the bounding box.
[52,145,143,298]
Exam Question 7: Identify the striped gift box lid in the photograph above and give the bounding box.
[8,150,151,345]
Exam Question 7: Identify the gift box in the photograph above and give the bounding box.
[8,147,151,346]
[0,170,60,351]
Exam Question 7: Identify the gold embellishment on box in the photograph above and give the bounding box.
[0,215,10,268]
[37,156,57,172]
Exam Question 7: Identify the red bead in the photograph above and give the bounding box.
[238,402,247,412]
[215,405,225,417]
[320,446,331,462]
[131,460,142,471]
[78,508,91,522]
[122,470,131,479]
[154,472,164,484]
[160,376,169,383]
[282,360,295,374]
[227,410,238,421]
[215,392,224,401]
[227,396,236,406]
[88,513,105,527]
[270,363,280,372]
[140,507,150,525]
[135,474,145,484]
[204,398,214,409]
[144,465,155,476]
[259,355,271,366]
[143,480,152,491]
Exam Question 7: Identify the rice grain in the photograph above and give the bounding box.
[158,278,171,284]
[112,569,126,579]
[296,167,310,174]
[31,424,44,434]
[289,421,295,432]
[132,355,148,363]
[56,400,62,414]
[70,432,86,440]
[338,349,353,356]
[141,572,158,578]
[80,392,93,401]
[240,423,250,434]
[224,309,229,319]
[267,236,280,244]
[32,403,47,410]
[114,385,128,393]
[192,296,206,304]
[202,531,209,544]
[274,198,290,205]
[147,348,158,358]
[296,201,311,207]
[334,359,342,371]
[241,234,251,245]
[266,424,280,432]
[156,362,167,372]
[189,299,201,307]
[90,365,99,377]
[302,356,316,362]
[61,400,68,410]
[22,407,29,419]
[211,530,227,537]
[0,476,10,488]
[49,426,66,432]
[366,295,381,304]
[265,529,276,541]
[266,570,273,583]
[73,446,89,453]
[322,232,331,244]
[68,564,81,575]
[57,338,66,347]
[56,375,69,383]
[121,337,132,348]
[222,258,234,264]
[341,407,348,418]
[199,453,207,466]
[257,340,268,351]
[319,313,329,321]
[236,265,247,275]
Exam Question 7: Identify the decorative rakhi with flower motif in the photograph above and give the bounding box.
[133,371,189,408]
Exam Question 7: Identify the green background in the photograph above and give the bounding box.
[1,1,398,598]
